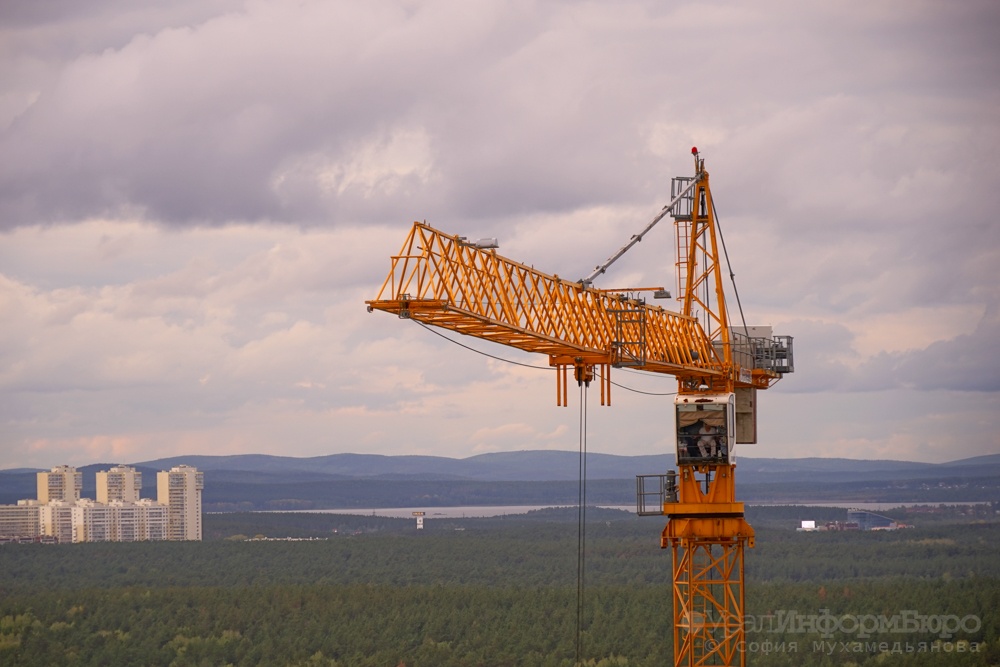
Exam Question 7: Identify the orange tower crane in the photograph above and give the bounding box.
[366,149,794,667]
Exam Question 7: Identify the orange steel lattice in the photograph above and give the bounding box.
[680,171,730,350]
[367,156,784,667]
[668,538,750,665]
[662,463,754,666]
[665,158,755,666]
[367,222,716,375]
[365,222,778,394]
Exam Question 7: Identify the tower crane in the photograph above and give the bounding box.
[366,149,794,667]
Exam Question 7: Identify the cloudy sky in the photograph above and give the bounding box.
[2,0,998,470]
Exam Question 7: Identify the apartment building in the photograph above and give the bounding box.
[71,499,112,542]
[39,500,75,543]
[37,465,82,504]
[1,464,201,543]
[71,497,170,542]
[96,465,142,503]
[130,498,169,541]
[157,465,204,541]
[0,501,41,541]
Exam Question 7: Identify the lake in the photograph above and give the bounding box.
[279,501,983,519]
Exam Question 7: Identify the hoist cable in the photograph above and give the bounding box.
[413,321,548,370]
[597,367,676,397]
[576,381,588,666]
[414,321,677,396]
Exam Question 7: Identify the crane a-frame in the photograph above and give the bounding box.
[366,149,794,666]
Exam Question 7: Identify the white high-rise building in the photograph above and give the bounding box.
[132,498,169,541]
[96,465,142,503]
[0,501,40,541]
[39,501,75,543]
[112,500,140,542]
[69,498,169,542]
[37,465,82,504]
[157,465,204,541]
[71,499,112,542]
[0,462,203,544]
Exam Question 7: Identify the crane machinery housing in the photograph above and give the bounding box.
[366,149,794,667]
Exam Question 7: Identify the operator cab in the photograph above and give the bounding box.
[675,394,735,465]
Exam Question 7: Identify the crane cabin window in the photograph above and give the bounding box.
[675,395,735,464]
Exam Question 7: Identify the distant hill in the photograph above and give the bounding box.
[131,450,1000,484]
[940,453,1000,467]
[131,451,674,482]
[3,451,997,509]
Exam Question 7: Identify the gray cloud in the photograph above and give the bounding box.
[1,1,999,468]
[892,303,1000,392]
[3,1,994,231]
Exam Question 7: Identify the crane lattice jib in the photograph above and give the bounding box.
[367,222,774,387]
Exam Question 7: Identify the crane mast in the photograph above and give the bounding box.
[366,150,794,666]
[661,151,753,667]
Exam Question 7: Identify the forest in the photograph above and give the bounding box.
[1,505,998,666]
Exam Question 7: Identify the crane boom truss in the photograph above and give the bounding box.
[366,222,777,391]
[368,222,717,376]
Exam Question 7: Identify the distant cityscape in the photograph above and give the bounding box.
[0,464,203,544]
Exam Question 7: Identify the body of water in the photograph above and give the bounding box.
[282,501,985,519]
[291,505,584,519]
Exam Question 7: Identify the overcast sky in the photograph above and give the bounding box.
[2,0,998,470]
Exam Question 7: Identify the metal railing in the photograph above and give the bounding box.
[636,471,677,516]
